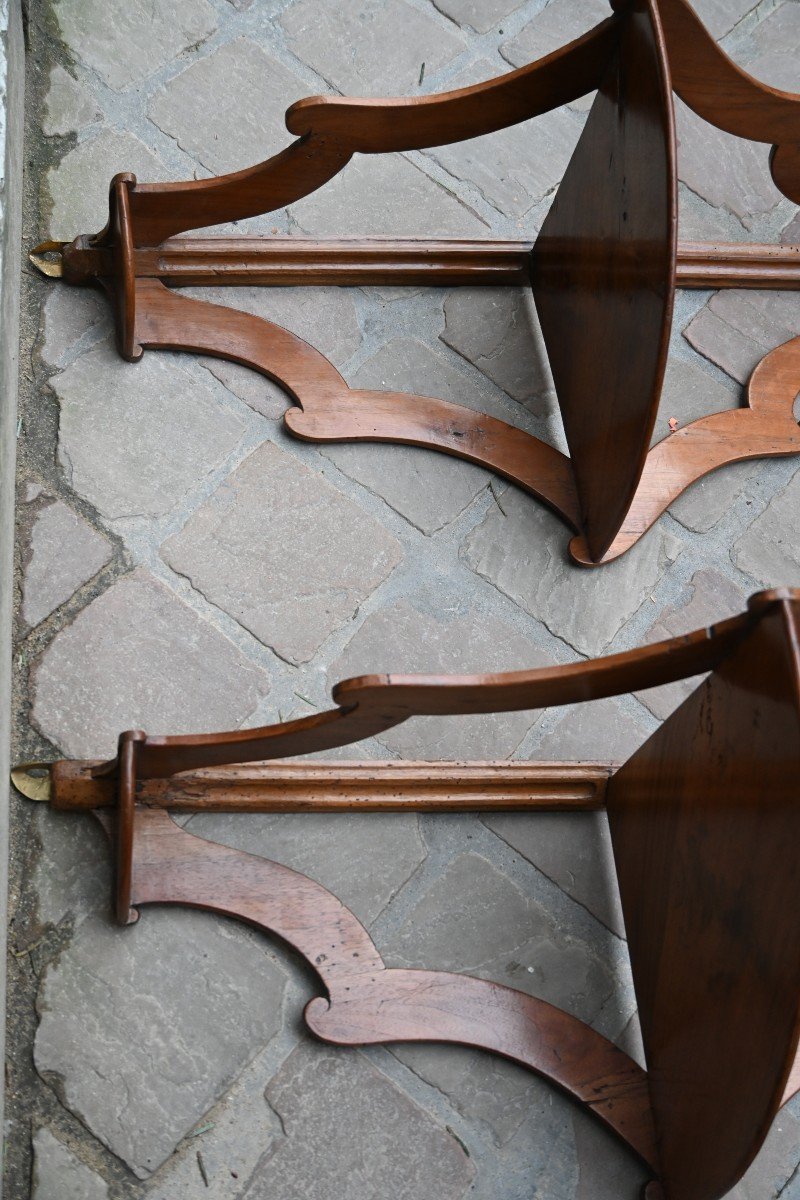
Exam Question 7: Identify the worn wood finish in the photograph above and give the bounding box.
[15,591,800,1198]
[115,802,658,1169]
[144,237,535,287]
[304,970,657,1167]
[125,237,800,291]
[570,334,800,564]
[48,760,612,812]
[675,241,800,290]
[532,0,677,562]
[607,594,800,1200]
[34,0,800,564]
[127,19,617,247]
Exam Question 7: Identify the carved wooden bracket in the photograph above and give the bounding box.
[13,588,800,1199]
[29,0,800,565]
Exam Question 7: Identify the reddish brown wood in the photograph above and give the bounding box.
[532,0,677,562]
[133,276,583,527]
[652,0,800,203]
[284,19,618,153]
[146,237,535,287]
[16,590,800,1198]
[47,236,800,291]
[48,760,612,812]
[116,803,658,1170]
[608,594,800,1200]
[675,241,800,290]
[84,592,783,782]
[305,971,657,1168]
[33,0,800,565]
[569,334,800,564]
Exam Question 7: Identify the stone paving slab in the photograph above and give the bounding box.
[8,0,800,1197]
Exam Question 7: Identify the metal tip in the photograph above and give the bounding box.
[29,240,66,279]
[10,762,52,802]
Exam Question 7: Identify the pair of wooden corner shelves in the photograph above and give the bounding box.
[18,1,800,1197]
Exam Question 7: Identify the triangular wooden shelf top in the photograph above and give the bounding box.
[31,0,800,565]
[13,588,800,1200]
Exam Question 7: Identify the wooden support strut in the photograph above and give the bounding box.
[32,238,800,291]
[11,589,800,1200]
[26,0,800,566]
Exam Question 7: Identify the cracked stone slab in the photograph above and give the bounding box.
[20,496,112,628]
[281,0,465,95]
[324,336,503,533]
[185,809,426,926]
[635,568,746,721]
[183,285,360,420]
[34,909,286,1178]
[732,465,800,586]
[463,487,682,656]
[32,1128,108,1200]
[54,341,247,520]
[162,440,403,664]
[384,852,615,1021]
[52,0,217,92]
[441,288,557,418]
[675,97,781,227]
[32,569,270,760]
[683,289,800,385]
[243,1042,474,1199]
[691,0,758,39]
[148,39,309,177]
[42,65,102,136]
[40,284,110,368]
[289,152,488,237]
[423,59,578,220]
[433,0,525,34]
[329,596,548,759]
[45,129,168,242]
[483,810,626,937]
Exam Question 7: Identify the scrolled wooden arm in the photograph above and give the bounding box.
[284,18,619,153]
[653,0,800,202]
[86,589,795,781]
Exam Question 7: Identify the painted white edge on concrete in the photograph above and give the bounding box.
[0,0,24,1185]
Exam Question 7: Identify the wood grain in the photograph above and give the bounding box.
[608,594,800,1200]
[84,594,788,781]
[532,0,677,562]
[569,333,800,565]
[117,803,658,1170]
[50,760,612,812]
[652,0,800,202]
[132,277,583,528]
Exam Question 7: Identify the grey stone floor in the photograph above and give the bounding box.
[7,0,800,1196]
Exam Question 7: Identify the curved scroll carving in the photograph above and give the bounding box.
[652,0,800,202]
[569,335,800,565]
[285,19,618,152]
[130,135,354,247]
[120,805,658,1170]
[92,593,790,781]
[132,276,581,528]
